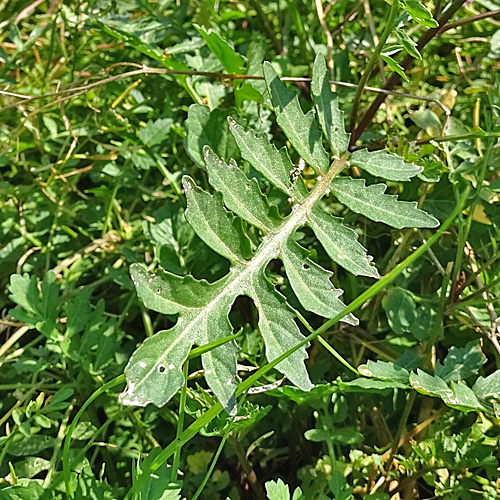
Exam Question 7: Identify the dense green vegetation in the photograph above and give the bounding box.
[1,1,500,499]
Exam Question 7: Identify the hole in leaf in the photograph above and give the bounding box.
[302,263,310,270]
[156,287,162,294]
[157,364,166,373]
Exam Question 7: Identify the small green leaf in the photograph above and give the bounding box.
[443,381,486,412]
[311,55,349,156]
[382,287,436,341]
[395,28,422,59]
[329,471,353,500]
[411,109,442,135]
[183,176,252,262]
[135,448,182,500]
[403,0,439,27]
[380,54,408,81]
[264,62,329,175]
[358,360,410,384]
[410,369,451,398]
[265,478,291,500]
[339,378,408,394]
[331,178,439,229]
[472,371,500,401]
[139,118,173,146]
[308,207,380,277]
[185,105,239,169]
[195,25,246,74]
[8,272,59,339]
[435,341,487,382]
[331,427,364,445]
[304,429,328,442]
[349,149,422,181]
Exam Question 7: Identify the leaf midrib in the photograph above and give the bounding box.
[132,153,350,389]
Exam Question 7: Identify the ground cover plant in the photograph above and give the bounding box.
[0,0,500,499]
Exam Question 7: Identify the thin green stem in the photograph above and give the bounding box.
[140,304,154,338]
[449,141,493,303]
[316,336,360,375]
[123,187,469,500]
[296,312,359,374]
[43,403,73,487]
[171,360,189,483]
[102,178,121,237]
[63,374,126,498]
[191,434,229,500]
[349,0,399,131]
[386,390,416,467]
[413,131,500,144]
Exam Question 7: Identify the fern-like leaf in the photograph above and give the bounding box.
[121,55,438,410]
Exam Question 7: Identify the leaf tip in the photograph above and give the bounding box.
[182,175,195,192]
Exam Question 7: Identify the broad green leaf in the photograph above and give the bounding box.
[123,266,238,409]
[230,118,291,193]
[410,369,451,398]
[184,105,239,169]
[183,176,252,262]
[349,149,422,181]
[358,360,410,384]
[204,147,279,231]
[308,207,379,278]
[8,435,56,457]
[263,62,329,175]
[195,25,245,74]
[330,178,439,229]
[311,55,349,157]
[131,265,224,315]
[472,371,500,401]
[435,341,487,382]
[125,56,437,411]
[442,381,486,412]
[280,237,357,324]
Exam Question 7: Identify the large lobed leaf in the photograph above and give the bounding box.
[122,55,439,410]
